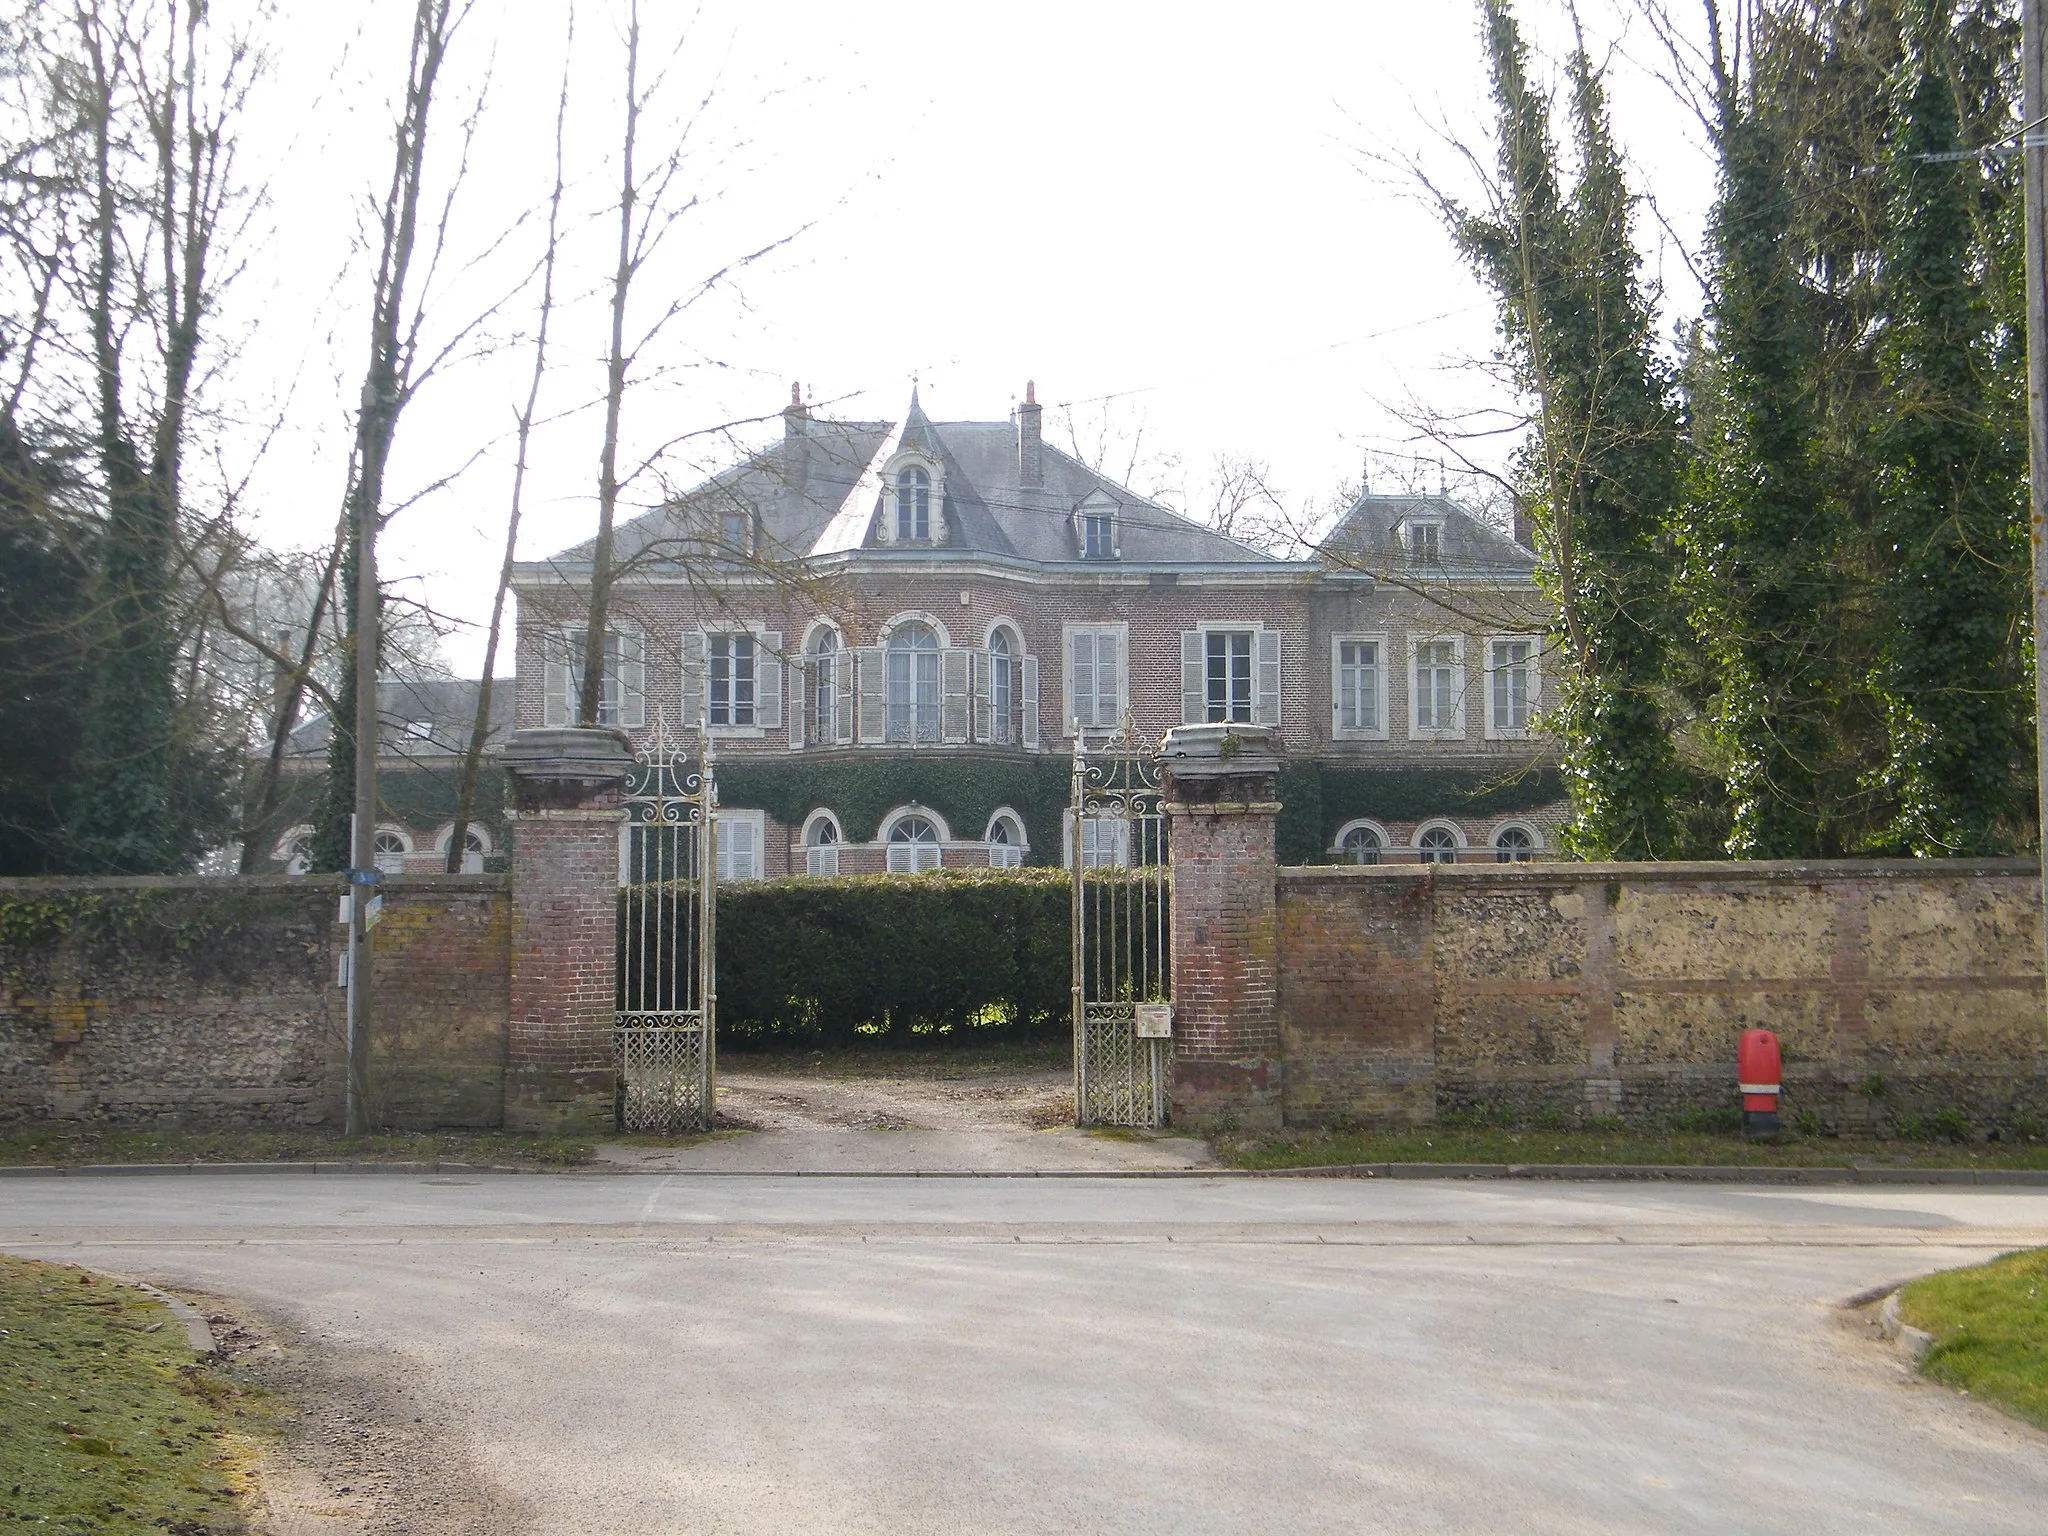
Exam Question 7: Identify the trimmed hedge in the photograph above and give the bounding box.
[623,868,1166,1049]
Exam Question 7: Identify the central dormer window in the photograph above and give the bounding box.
[1083,513,1114,559]
[896,466,931,541]
[1407,520,1442,562]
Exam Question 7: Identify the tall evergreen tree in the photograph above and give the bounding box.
[1684,52,1850,856]
[1869,0,2032,853]
[1451,2,1683,857]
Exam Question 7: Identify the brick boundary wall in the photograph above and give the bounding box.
[0,874,509,1130]
[1274,859,2048,1133]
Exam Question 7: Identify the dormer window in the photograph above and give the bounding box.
[721,509,749,552]
[1076,492,1119,560]
[896,466,931,541]
[1407,520,1442,562]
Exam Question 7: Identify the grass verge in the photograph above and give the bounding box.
[0,1126,596,1170]
[1211,1124,2048,1171]
[1898,1249,2048,1430]
[1,1254,260,1533]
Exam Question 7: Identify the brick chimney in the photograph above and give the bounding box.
[1511,495,1535,552]
[783,381,809,439]
[1017,379,1043,488]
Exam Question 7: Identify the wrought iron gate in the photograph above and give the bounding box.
[1071,721,1171,1127]
[616,724,716,1133]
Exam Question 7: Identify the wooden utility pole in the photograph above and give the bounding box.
[2027,0,2048,1000]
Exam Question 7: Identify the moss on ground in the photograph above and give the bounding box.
[0,1255,260,1534]
[1211,1124,2048,1170]
[0,1127,595,1169]
[1899,1248,2048,1430]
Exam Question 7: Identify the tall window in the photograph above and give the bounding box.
[1078,816,1129,869]
[886,622,941,743]
[1417,825,1459,864]
[1408,521,1441,562]
[1205,631,1254,723]
[1337,639,1380,734]
[544,628,646,728]
[709,634,757,727]
[896,466,931,540]
[720,509,749,551]
[989,628,1015,745]
[887,813,942,873]
[987,814,1023,869]
[1414,639,1461,733]
[808,628,839,741]
[1083,512,1114,559]
[1068,627,1123,731]
[1339,825,1382,865]
[805,816,839,877]
[1489,638,1534,734]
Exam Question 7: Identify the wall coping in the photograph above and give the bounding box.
[0,874,511,896]
[1279,856,2042,888]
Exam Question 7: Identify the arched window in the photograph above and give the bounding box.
[277,829,314,876]
[1494,825,1537,863]
[895,466,931,541]
[808,627,840,741]
[886,812,942,874]
[887,621,941,744]
[1339,824,1383,866]
[435,824,490,874]
[804,811,841,877]
[373,828,410,875]
[987,812,1024,869]
[988,627,1015,745]
[1416,825,1459,865]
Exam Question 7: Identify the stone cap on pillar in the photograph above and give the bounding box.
[501,727,634,810]
[1159,723,1281,810]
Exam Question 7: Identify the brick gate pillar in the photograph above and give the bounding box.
[501,727,634,1134]
[1160,723,1283,1130]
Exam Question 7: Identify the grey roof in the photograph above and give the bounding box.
[530,394,1279,573]
[1321,493,1537,579]
[283,676,515,761]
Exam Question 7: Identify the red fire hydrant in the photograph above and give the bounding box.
[1738,1028,1782,1137]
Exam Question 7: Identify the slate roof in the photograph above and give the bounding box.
[530,393,1281,573]
[1321,493,1537,579]
[282,676,515,761]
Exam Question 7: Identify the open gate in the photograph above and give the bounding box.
[1070,721,1171,1127]
[616,724,716,1133]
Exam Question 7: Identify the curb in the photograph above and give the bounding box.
[0,1160,532,1179]
[2,1159,2045,1183]
[1880,1290,1937,1363]
[64,1265,216,1355]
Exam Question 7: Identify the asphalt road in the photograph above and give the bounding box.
[6,1173,2047,1534]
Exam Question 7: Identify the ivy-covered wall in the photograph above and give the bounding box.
[1281,763,1567,865]
[717,753,1072,861]
[246,765,511,870]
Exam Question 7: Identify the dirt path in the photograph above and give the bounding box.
[598,1054,1213,1173]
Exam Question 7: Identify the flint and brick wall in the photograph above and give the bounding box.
[0,876,509,1130]
[1277,859,2048,1132]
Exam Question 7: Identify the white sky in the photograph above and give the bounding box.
[217,0,1718,675]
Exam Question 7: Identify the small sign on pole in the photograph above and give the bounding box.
[363,893,384,932]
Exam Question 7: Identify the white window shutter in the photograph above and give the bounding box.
[758,631,782,729]
[1100,629,1124,724]
[617,631,647,729]
[1255,629,1281,727]
[787,656,805,749]
[972,650,992,743]
[1068,631,1093,733]
[857,646,886,743]
[544,631,571,728]
[680,631,706,730]
[1021,655,1039,748]
[1180,631,1203,724]
[834,649,855,745]
[941,647,970,743]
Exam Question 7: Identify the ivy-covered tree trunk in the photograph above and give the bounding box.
[311,540,362,875]
[1451,1,1682,858]
[1685,82,1850,857]
[1870,0,2032,854]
